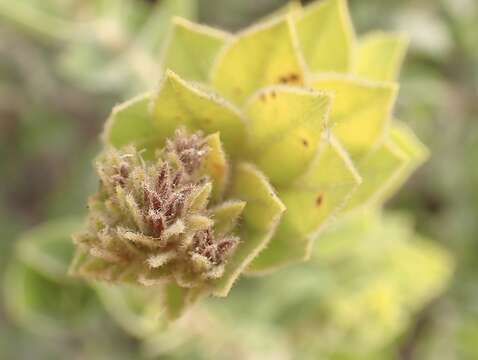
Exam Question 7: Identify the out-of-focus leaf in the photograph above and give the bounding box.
[295,0,355,73]
[94,283,162,338]
[3,260,93,337]
[16,217,82,281]
[345,141,408,210]
[161,17,230,82]
[354,32,409,81]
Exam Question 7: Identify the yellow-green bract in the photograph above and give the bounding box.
[71,0,429,321]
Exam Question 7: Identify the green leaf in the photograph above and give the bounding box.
[345,140,408,210]
[3,260,92,337]
[212,163,285,296]
[390,121,429,167]
[0,0,76,42]
[249,136,361,272]
[378,121,429,201]
[161,17,230,82]
[354,32,409,82]
[103,92,160,151]
[244,86,331,186]
[151,70,247,157]
[94,283,162,338]
[295,0,355,73]
[312,74,398,153]
[344,121,428,211]
[210,200,246,236]
[159,283,205,323]
[16,217,82,282]
[211,17,305,105]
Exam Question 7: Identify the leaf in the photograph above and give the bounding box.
[151,70,246,157]
[0,0,76,42]
[16,217,82,282]
[344,122,428,211]
[249,135,361,272]
[3,260,92,338]
[161,17,230,82]
[159,283,205,322]
[295,0,355,73]
[379,121,429,200]
[188,182,212,212]
[244,86,331,186]
[210,200,246,236]
[312,74,398,153]
[199,133,229,202]
[390,121,429,167]
[103,92,160,151]
[138,0,197,53]
[354,32,409,82]
[211,17,305,105]
[212,163,285,296]
[94,283,162,338]
[345,140,408,210]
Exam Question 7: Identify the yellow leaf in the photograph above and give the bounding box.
[211,17,305,105]
[295,0,355,73]
[199,133,229,202]
[345,140,408,210]
[244,85,331,186]
[213,163,285,296]
[354,32,409,81]
[249,136,361,272]
[312,74,398,153]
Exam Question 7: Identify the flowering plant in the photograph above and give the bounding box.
[70,0,428,321]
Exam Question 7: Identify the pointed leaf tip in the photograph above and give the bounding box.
[295,0,355,73]
[312,75,398,153]
[354,32,409,81]
[161,17,230,82]
[152,70,246,157]
[211,16,305,105]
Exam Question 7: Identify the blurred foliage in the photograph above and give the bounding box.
[1,0,477,359]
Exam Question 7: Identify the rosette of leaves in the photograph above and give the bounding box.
[71,0,429,320]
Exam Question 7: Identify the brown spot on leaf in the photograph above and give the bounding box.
[316,193,324,207]
[277,72,302,85]
[271,91,276,99]
[302,138,309,147]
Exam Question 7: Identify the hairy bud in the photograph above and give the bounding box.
[72,130,240,288]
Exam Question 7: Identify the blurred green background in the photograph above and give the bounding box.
[0,0,477,359]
